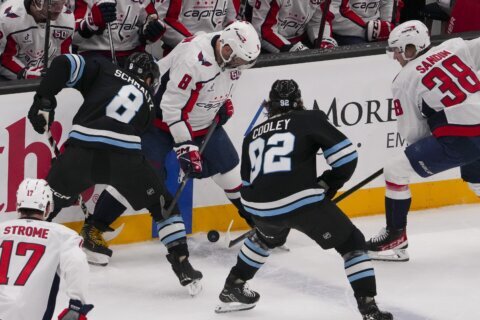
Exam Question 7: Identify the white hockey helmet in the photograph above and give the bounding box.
[219,21,261,69]
[16,178,53,220]
[386,20,431,61]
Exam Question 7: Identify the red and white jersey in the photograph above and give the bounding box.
[155,32,241,143]
[331,0,394,38]
[73,0,156,54]
[392,37,480,144]
[0,219,89,320]
[248,0,333,53]
[0,0,74,79]
[156,0,237,48]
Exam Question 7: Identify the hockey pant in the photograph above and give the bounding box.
[228,198,377,298]
[384,135,480,229]
[46,144,173,223]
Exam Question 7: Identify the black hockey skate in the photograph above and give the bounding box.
[357,297,393,320]
[215,276,260,313]
[80,222,113,266]
[366,227,409,262]
[166,252,203,296]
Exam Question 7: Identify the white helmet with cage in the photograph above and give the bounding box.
[219,21,261,69]
[387,20,431,61]
[16,178,53,220]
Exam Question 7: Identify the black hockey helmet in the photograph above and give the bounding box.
[124,52,160,90]
[266,79,303,116]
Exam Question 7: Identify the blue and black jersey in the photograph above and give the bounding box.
[36,54,155,154]
[240,109,358,217]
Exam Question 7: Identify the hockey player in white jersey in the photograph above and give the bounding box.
[247,0,338,53]
[366,20,480,261]
[156,0,238,55]
[74,0,166,65]
[79,21,261,296]
[0,179,92,320]
[331,0,397,45]
[0,0,74,79]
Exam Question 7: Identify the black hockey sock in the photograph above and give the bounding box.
[385,197,411,230]
[90,190,127,229]
[231,236,271,281]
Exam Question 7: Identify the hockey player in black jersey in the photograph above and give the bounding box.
[215,80,393,320]
[26,52,181,264]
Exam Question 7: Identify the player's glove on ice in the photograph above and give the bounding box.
[174,142,203,178]
[215,99,234,126]
[142,14,166,43]
[58,299,94,320]
[28,94,56,134]
[88,0,117,31]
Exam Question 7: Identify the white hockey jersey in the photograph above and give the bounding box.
[73,0,156,54]
[0,219,89,320]
[392,37,480,144]
[0,0,74,79]
[330,0,394,38]
[155,32,242,143]
[156,0,237,48]
[249,0,334,53]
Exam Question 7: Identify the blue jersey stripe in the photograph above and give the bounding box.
[244,194,325,217]
[331,152,358,168]
[323,139,351,157]
[69,132,142,150]
[65,54,85,87]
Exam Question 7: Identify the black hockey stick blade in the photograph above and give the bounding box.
[313,100,320,110]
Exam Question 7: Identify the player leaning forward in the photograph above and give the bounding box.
[0,179,93,320]
[79,21,261,295]
[215,80,393,320]
[366,21,480,261]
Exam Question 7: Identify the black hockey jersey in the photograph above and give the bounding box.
[240,110,358,217]
[36,54,155,153]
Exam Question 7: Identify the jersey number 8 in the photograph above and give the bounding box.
[248,132,295,183]
[106,84,144,123]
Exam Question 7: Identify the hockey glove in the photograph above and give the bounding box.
[17,66,44,79]
[141,14,166,43]
[87,0,117,31]
[215,99,234,126]
[366,20,394,42]
[28,94,56,134]
[317,170,339,200]
[319,37,338,49]
[174,142,203,178]
[58,299,94,320]
[280,41,309,52]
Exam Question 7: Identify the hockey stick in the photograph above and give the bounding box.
[45,129,91,218]
[236,0,248,20]
[315,0,332,48]
[227,168,384,248]
[43,0,52,69]
[162,121,218,219]
[107,23,117,65]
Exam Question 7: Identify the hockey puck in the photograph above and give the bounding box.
[207,230,220,242]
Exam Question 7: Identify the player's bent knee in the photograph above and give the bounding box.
[335,227,366,256]
[254,228,287,249]
[383,151,415,186]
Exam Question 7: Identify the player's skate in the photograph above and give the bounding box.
[215,276,260,313]
[366,227,409,262]
[80,222,113,266]
[166,252,203,296]
[357,297,393,320]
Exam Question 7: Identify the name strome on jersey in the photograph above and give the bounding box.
[0,0,74,78]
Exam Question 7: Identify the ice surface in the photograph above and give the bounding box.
[54,204,480,320]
